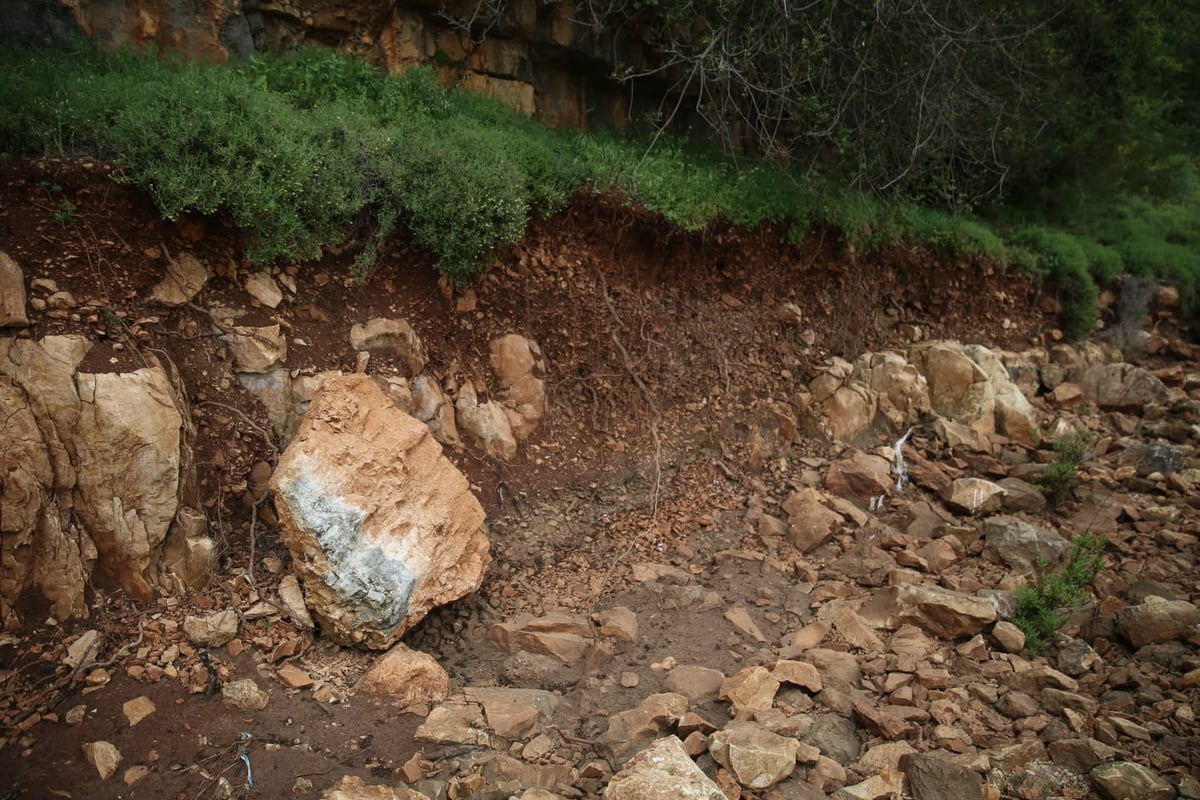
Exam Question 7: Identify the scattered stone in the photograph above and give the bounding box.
[349,318,427,376]
[1047,738,1119,774]
[664,665,726,702]
[123,765,150,786]
[82,741,122,780]
[64,630,102,669]
[1074,363,1169,411]
[725,606,768,642]
[991,621,1026,653]
[997,478,1048,513]
[860,584,997,639]
[455,381,519,461]
[908,341,995,434]
[720,666,781,718]
[1090,761,1176,800]
[803,714,861,764]
[148,252,209,307]
[594,606,639,642]
[270,374,489,649]
[982,516,1068,573]
[277,574,315,629]
[773,660,822,693]
[354,643,450,711]
[121,696,155,726]
[832,769,905,800]
[601,693,689,764]
[221,678,269,711]
[222,324,287,373]
[415,699,491,746]
[489,334,547,440]
[464,686,559,740]
[277,663,314,689]
[489,612,606,667]
[942,477,1006,515]
[183,609,239,646]
[782,488,844,552]
[709,724,800,790]
[603,736,725,800]
[0,251,29,326]
[319,774,429,799]
[825,451,894,498]
[244,271,283,308]
[832,606,885,651]
[1116,596,1200,649]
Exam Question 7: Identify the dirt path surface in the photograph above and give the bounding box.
[2,158,1199,800]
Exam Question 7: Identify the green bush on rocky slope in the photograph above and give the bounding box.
[1,46,1197,334]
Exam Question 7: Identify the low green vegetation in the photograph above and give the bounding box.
[1012,534,1106,655]
[1037,431,1092,501]
[1,45,1197,326]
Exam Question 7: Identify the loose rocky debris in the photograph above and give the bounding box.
[3,161,1200,800]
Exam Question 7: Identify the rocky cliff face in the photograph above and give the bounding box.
[4,0,656,130]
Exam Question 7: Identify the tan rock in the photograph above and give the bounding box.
[772,660,822,693]
[941,477,1006,515]
[183,609,239,646]
[832,606,885,651]
[222,678,269,711]
[355,643,449,711]
[244,271,283,308]
[489,334,547,440]
[909,341,996,435]
[601,693,689,764]
[349,318,427,376]
[415,699,491,746]
[1116,596,1200,649]
[123,765,151,786]
[594,606,639,641]
[148,252,209,307]
[277,663,314,689]
[825,450,893,499]
[464,686,559,739]
[724,606,767,642]
[222,324,287,373]
[709,724,799,790]
[821,382,878,443]
[0,251,28,326]
[833,768,904,800]
[991,621,1026,653]
[270,375,489,649]
[409,373,461,447]
[663,665,726,702]
[603,736,725,800]
[83,740,122,780]
[122,696,155,726]
[782,488,844,553]
[1074,363,1169,411]
[319,774,430,799]
[488,613,603,666]
[455,382,518,460]
[860,584,997,639]
[720,666,780,718]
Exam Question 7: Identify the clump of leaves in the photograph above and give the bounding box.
[1012,534,1106,655]
[1037,430,1091,500]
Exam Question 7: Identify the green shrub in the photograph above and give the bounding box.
[1012,534,1105,655]
[1037,430,1091,500]
[1011,226,1099,339]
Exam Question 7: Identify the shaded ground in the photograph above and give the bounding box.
[0,157,1140,800]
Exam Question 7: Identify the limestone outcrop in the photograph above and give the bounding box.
[0,335,209,627]
[270,374,490,649]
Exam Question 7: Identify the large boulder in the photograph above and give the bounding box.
[1073,363,1170,411]
[852,351,931,428]
[966,345,1039,443]
[1,336,206,626]
[908,342,996,435]
[270,374,489,649]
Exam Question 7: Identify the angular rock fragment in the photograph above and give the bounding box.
[83,741,122,780]
[603,736,725,800]
[1116,596,1200,649]
[349,318,427,376]
[354,643,450,711]
[708,724,799,790]
[860,584,997,639]
[148,252,208,307]
[1090,761,1176,800]
[0,251,29,326]
[270,374,489,649]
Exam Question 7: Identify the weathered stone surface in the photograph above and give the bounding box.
[709,724,800,790]
[720,666,781,718]
[825,451,893,499]
[1047,738,1119,774]
[455,382,518,461]
[603,736,725,800]
[83,740,122,780]
[0,251,29,326]
[773,660,822,693]
[183,608,239,646]
[415,699,492,746]
[966,344,1039,443]
[594,606,639,642]
[121,696,155,726]
[223,324,287,373]
[997,477,1048,513]
[909,342,996,434]
[852,351,931,427]
[488,613,604,666]
[464,686,559,739]
[349,318,427,376]
[803,714,861,764]
[664,665,726,702]
[354,643,450,711]
[1116,596,1200,649]
[941,477,1006,515]
[833,769,905,800]
[147,252,209,307]
[270,374,489,649]
[783,488,844,553]
[222,678,269,711]
[1074,363,1170,411]
[601,693,689,763]
[818,382,879,442]
[409,373,461,447]
[982,516,1069,573]
[489,334,547,440]
[991,621,1026,653]
[860,584,997,639]
[244,271,283,308]
[319,774,429,799]
[1090,761,1176,800]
